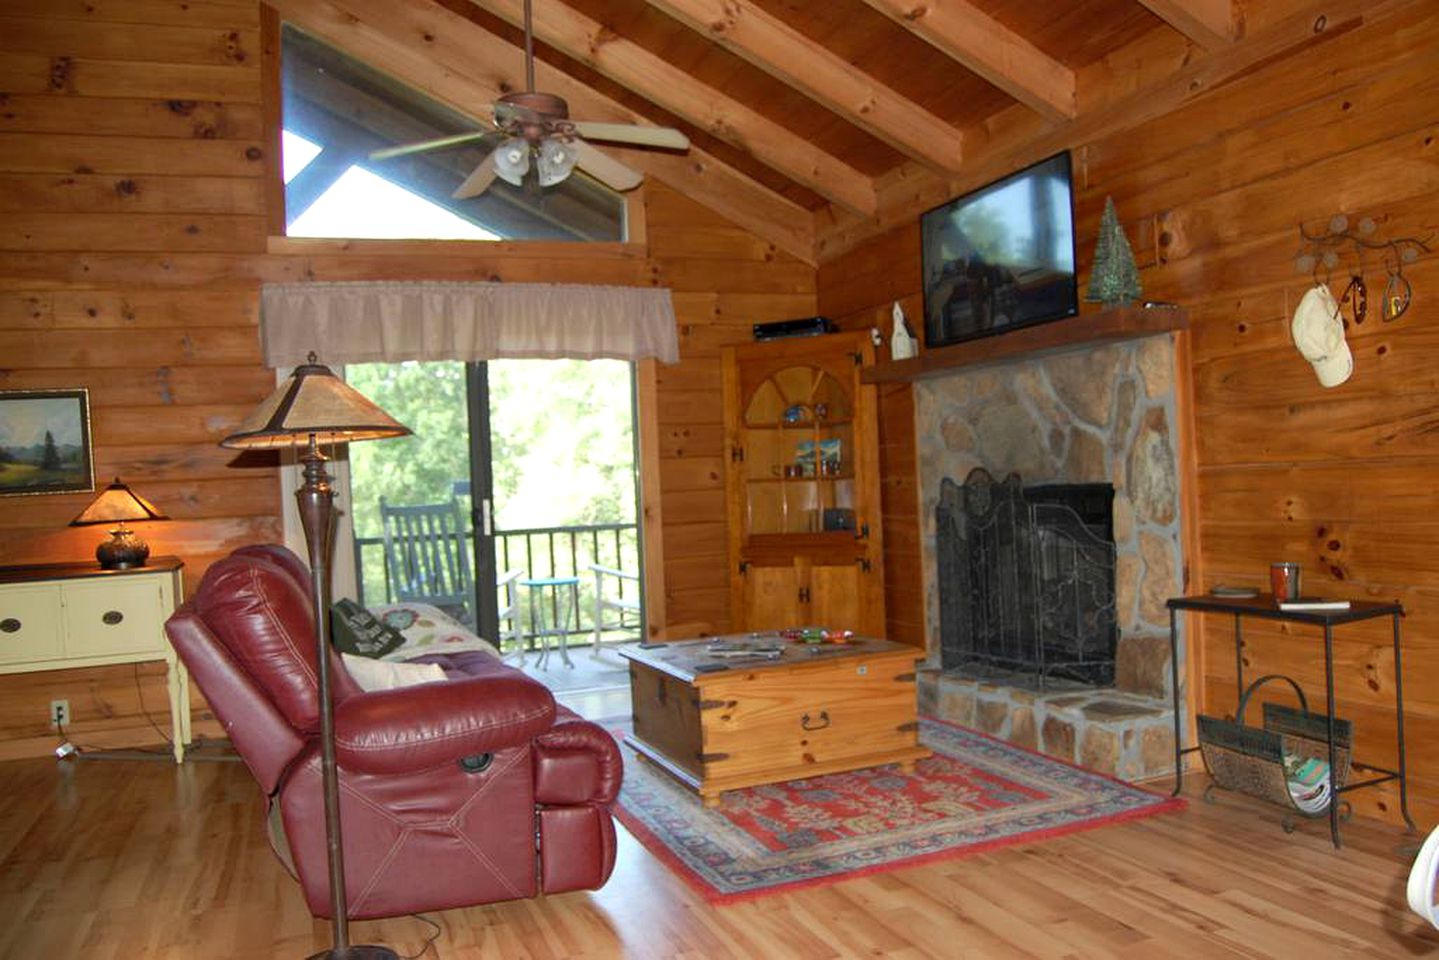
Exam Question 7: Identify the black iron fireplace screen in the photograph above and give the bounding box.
[937,468,1117,686]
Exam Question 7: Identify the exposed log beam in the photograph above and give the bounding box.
[270,0,817,262]
[1138,0,1237,49]
[814,0,1402,262]
[282,148,355,226]
[465,0,876,216]
[645,0,965,173]
[858,0,1075,122]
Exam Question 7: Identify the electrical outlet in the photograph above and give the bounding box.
[50,699,69,728]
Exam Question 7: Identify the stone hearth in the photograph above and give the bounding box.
[918,642,1176,780]
[915,335,1185,782]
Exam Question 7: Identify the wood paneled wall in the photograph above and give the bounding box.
[820,3,1439,827]
[817,228,925,648]
[0,0,272,759]
[0,2,814,758]
[647,184,818,636]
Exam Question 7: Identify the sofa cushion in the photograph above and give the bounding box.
[232,543,312,592]
[193,553,362,732]
[341,653,447,692]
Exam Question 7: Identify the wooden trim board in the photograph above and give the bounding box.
[863,305,1188,384]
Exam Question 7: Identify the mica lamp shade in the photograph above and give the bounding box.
[220,354,410,451]
[70,478,169,570]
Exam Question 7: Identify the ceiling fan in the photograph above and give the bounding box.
[369,0,689,198]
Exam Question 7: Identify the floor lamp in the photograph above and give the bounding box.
[222,353,410,960]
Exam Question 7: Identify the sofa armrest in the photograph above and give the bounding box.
[333,673,556,775]
[533,716,623,805]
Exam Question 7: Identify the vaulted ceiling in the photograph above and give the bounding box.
[269,0,1324,263]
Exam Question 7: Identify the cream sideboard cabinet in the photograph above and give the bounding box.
[0,557,189,762]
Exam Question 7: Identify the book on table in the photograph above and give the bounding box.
[1278,598,1352,611]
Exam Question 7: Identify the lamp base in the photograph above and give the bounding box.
[96,528,150,570]
[306,947,400,960]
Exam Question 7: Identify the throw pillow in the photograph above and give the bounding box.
[340,653,447,692]
[331,598,406,659]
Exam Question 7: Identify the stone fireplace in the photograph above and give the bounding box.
[914,337,1184,781]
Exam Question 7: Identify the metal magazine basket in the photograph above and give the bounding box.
[1197,673,1352,815]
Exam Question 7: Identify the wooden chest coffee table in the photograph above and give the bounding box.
[620,636,929,806]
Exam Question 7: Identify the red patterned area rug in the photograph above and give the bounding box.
[613,717,1184,904]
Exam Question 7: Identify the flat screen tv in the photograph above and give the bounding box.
[920,151,1077,349]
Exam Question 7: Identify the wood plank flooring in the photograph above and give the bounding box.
[0,748,1433,959]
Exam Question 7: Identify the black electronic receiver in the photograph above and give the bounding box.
[752,316,835,341]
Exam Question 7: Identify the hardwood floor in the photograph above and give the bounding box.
[0,749,1432,959]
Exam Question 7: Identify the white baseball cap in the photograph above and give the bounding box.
[1291,284,1353,388]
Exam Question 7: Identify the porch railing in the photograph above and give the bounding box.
[352,522,641,652]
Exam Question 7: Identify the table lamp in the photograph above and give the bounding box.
[70,478,169,569]
[221,353,410,960]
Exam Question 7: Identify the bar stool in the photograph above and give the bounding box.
[520,575,579,669]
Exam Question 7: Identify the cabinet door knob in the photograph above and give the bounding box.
[0,618,19,634]
[801,710,830,731]
[102,610,124,626]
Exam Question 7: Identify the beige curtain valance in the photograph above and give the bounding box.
[261,280,680,367]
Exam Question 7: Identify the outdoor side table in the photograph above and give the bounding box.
[521,576,580,669]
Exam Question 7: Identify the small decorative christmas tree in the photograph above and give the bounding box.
[1086,196,1142,306]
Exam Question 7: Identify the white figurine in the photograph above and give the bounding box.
[890,301,918,360]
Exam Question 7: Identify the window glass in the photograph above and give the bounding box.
[280,25,625,242]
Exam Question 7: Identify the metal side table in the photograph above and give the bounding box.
[521,575,579,669]
[1167,593,1414,848]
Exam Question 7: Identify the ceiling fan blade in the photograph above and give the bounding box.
[572,140,644,192]
[571,121,690,150]
[369,131,490,162]
[451,149,500,199]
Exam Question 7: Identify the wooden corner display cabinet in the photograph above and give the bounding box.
[723,331,884,636]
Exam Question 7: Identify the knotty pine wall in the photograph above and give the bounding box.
[820,3,1439,827]
[0,1,814,758]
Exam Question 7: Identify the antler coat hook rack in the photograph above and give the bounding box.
[1295,215,1430,323]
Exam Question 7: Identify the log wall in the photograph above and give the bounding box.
[817,229,925,648]
[0,1,814,758]
[819,3,1439,827]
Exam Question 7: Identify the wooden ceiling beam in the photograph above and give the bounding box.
[645,0,966,174]
[1138,0,1237,49]
[815,0,1395,262]
[464,0,876,216]
[858,0,1075,122]
[269,0,817,262]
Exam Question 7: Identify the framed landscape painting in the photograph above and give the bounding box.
[0,389,94,497]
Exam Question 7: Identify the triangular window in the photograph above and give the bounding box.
[280,26,625,242]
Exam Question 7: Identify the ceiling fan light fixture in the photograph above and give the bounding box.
[536,138,579,187]
[494,137,531,186]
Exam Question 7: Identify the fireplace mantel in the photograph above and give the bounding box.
[862,305,1188,384]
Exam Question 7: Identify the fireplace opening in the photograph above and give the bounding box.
[937,468,1118,686]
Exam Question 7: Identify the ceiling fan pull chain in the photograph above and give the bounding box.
[524,0,535,94]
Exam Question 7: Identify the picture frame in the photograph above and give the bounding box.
[0,388,95,497]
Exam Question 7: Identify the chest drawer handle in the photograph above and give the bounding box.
[801,710,830,732]
[0,618,19,634]
[102,610,124,626]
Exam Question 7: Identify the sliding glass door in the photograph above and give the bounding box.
[346,359,643,654]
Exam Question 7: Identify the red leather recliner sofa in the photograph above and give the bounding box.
[164,544,621,920]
